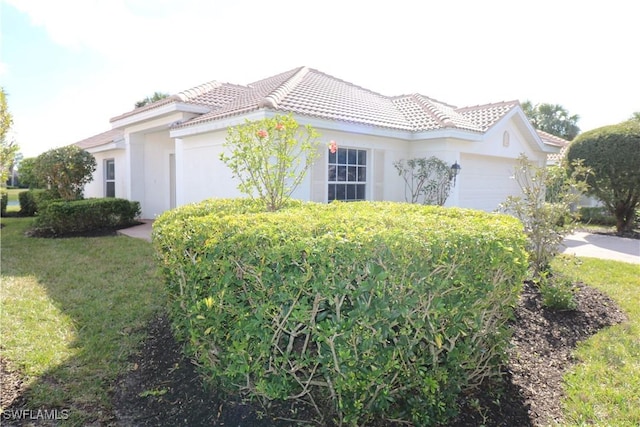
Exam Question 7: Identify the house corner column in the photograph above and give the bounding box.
[175,138,185,206]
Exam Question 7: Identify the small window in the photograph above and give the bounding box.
[105,159,115,197]
[328,148,366,201]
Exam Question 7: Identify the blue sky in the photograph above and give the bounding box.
[2,0,639,157]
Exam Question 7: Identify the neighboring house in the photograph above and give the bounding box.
[75,66,563,219]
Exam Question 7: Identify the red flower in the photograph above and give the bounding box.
[257,129,268,139]
[329,140,337,154]
[275,123,284,131]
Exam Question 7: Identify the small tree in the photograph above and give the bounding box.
[567,120,640,234]
[393,157,453,205]
[220,114,320,212]
[135,91,170,108]
[34,146,97,200]
[500,154,590,275]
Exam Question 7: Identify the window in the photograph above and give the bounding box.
[328,148,367,201]
[105,159,115,197]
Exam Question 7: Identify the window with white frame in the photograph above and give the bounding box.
[328,148,367,201]
[105,159,115,197]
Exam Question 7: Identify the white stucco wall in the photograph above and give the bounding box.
[83,148,126,199]
[139,130,175,218]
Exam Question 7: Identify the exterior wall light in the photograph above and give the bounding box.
[450,161,461,186]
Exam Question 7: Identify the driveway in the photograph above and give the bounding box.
[561,231,640,264]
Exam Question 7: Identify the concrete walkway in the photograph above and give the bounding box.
[117,220,154,242]
[560,231,640,264]
[118,221,640,264]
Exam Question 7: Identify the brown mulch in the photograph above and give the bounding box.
[1,281,627,426]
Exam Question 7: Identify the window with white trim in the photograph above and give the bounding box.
[105,159,115,197]
[328,148,367,201]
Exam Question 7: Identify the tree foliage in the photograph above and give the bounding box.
[220,114,320,211]
[1,87,19,185]
[17,157,43,189]
[34,146,97,200]
[500,154,590,275]
[522,100,581,141]
[393,156,453,205]
[567,120,640,234]
[135,91,170,108]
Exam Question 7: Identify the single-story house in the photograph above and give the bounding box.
[75,66,566,219]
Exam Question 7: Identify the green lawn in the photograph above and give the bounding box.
[552,256,640,426]
[0,217,165,425]
[0,216,638,425]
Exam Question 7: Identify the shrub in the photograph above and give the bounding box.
[500,155,590,275]
[154,199,527,425]
[34,145,96,201]
[219,114,320,212]
[578,206,617,226]
[393,156,454,205]
[18,189,52,217]
[537,272,577,311]
[567,120,640,234]
[32,198,140,237]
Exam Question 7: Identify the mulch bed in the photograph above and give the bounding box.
[1,281,627,426]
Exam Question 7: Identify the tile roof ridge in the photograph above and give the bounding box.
[407,93,458,128]
[258,66,309,109]
[455,99,520,112]
[176,80,223,102]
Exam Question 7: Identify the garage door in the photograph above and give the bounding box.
[458,154,520,212]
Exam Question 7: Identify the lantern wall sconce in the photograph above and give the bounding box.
[450,161,461,186]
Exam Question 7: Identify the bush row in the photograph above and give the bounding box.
[154,200,528,426]
[578,206,617,226]
[17,189,56,216]
[32,198,140,237]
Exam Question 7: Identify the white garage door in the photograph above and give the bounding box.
[458,154,521,212]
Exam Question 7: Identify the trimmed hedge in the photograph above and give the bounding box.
[18,189,53,217]
[32,198,141,236]
[153,200,528,426]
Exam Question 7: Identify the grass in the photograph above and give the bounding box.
[0,217,165,425]
[552,256,640,426]
[1,216,638,425]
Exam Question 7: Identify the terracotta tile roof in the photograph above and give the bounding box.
[75,128,124,149]
[536,129,570,147]
[174,67,518,132]
[106,66,525,135]
[456,101,520,132]
[110,81,249,123]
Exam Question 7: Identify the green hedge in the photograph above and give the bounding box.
[32,198,141,236]
[153,200,528,426]
[18,189,53,217]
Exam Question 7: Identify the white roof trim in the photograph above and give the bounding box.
[84,139,126,153]
[171,111,485,142]
[111,102,209,129]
